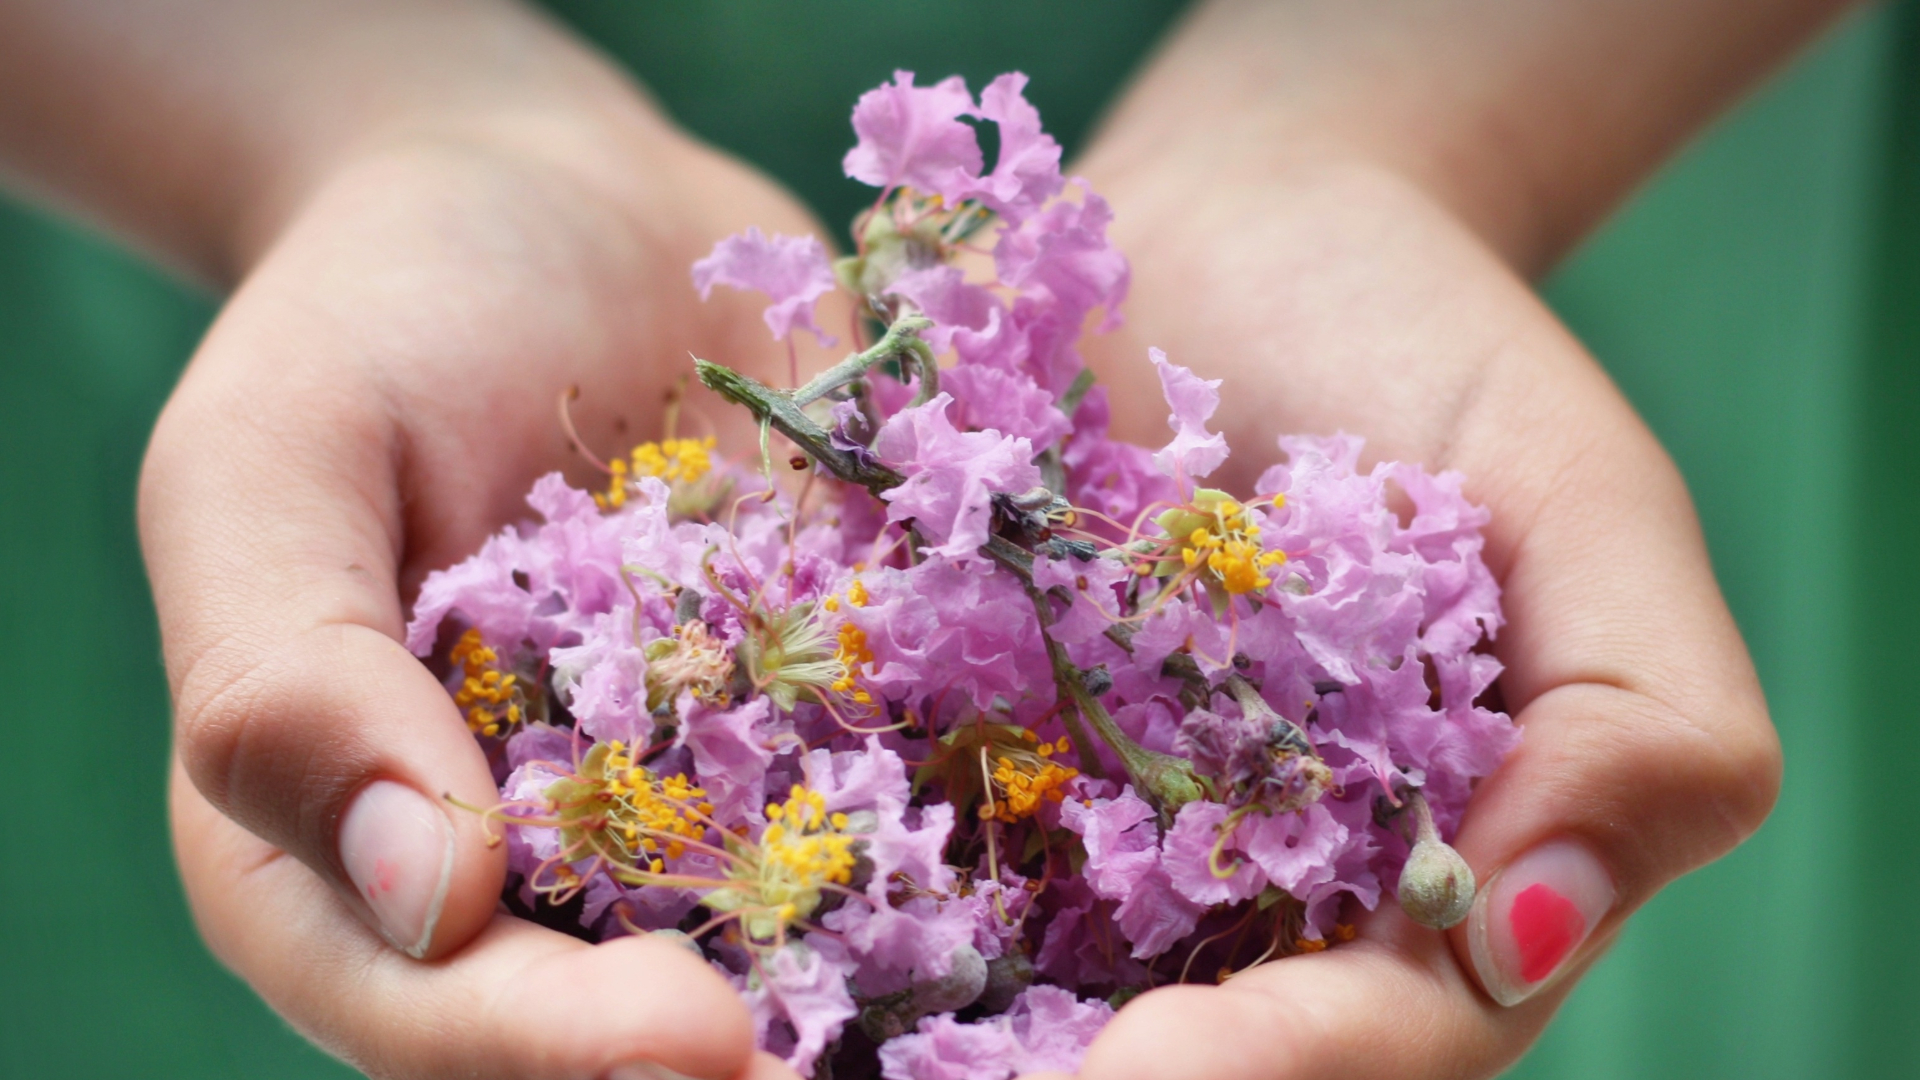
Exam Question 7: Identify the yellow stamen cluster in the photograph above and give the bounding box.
[709,784,857,936]
[600,741,712,871]
[822,577,870,613]
[761,785,857,892]
[697,784,861,942]
[831,622,874,705]
[740,597,875,712]
[596,436,718,510]
[451,628,522,737]
[1164,493,1289,596]
[813,579,876,706]
[983,732,1079,821]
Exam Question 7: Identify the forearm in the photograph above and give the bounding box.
[1082,0,1859,275]
[0,0,674,285]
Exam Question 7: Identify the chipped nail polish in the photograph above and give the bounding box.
[1466,838,1614,1006]
[339,779,455,958]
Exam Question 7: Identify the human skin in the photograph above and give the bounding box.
[0,0,1853,1077]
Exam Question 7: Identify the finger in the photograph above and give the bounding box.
[173,757,758,1080]
[736,1053,807,1080]
[1427,275,1780,1005]
[140,283,505,959]
[1078,911,1553,1080]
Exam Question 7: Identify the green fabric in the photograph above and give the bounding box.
[0,4,1911,1076]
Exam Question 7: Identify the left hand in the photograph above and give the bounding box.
[1059,98,1780,1080]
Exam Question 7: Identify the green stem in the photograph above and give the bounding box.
[791,314,937,408]
[695,360,905,493]
[1022,580,1202,815]
[1055,702,1106,782]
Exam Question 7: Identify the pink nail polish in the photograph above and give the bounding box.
[1466,838,1614,1006]
[340,780,455,959]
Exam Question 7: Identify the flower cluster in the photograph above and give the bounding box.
[409,71,1517,1080]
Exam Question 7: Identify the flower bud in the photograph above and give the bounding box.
[1396,788,1475,929]
[911,943,988,1015]
[1399,835,1476,929]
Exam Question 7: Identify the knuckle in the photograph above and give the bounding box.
[171,623,363,847]
[1689,701,1783,846]
[1594,683,1782,864]
[171,630,287,812]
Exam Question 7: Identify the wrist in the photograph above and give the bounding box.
[0,0,703,289]
[224,38,701,286]
[1076,87,1540,280]
[1077,0,1855,278]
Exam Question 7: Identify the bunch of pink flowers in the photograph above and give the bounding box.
[406,71,1516,1080]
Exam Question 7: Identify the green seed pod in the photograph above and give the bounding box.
[1396,788,1475,929]
[1399,836,1476,929]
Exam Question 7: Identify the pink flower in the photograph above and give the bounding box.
[738,944,859,1078]
[863,797,957,894]
[873,392,1041,562]
[847,558,1050,711]
[877,1008,1023,1080]
[405,472,630,657]
[1241,802,1349,898]
[821,891,975,996]
[887,265,995,348]
[692,227,839,345]
[1005,984,1115,1072]
[959,73,1064,225]
[1061,387,1177,536]
[684,697,775,821]
[802,737,912,812]
[994,186,1129,325]
[1149,348,1229,481]
[548,609,655,747]
[843,71,983,200]
[991,188,1130,394]
[1112,863,1206,958]
[1162,801,1266,906]
[1033,876,1150,989]
[877,986,1113,1080]
[1031,554,1128,646]
[1059,789,1160,899]
[940,364,1071,451]
[1387,460,1502,656]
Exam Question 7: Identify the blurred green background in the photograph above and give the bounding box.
[2,2,1913,1076]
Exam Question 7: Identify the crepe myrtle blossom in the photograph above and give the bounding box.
[409,71,1517,1078]
[693,227,839,347]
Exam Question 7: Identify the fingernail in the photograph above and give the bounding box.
[340,780,455,959]
[1466,838,1614,1006]
[604,1064,702,1080]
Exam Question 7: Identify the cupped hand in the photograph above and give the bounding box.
[1061,131,1782,1080]
[142,104,843,1079]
